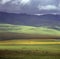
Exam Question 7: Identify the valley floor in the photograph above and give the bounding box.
[0,39,60,59]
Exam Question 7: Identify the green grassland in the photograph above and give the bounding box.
[0,24,60,36]
[0,44,60,59]
[0,44,60,52]
[0,24,60,39]
[0,24,60,59]
[0,39,60,59]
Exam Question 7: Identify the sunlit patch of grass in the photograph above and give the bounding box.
[0,39,60,44]
[0,24,60,36]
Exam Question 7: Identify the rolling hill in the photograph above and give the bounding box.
[0,12,60,40]
[0,24,60,40]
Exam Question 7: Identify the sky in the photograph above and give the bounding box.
[0,0,60,14]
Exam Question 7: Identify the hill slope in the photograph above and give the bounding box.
[0,24,60,40]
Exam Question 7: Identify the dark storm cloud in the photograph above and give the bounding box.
[0,0,60,14]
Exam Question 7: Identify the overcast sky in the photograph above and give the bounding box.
[0,0,60,14]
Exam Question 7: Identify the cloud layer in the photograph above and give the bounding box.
[38,5,57,10]
[0,0,10,4]
[0,0,60,14]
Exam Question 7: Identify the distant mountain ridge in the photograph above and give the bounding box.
[0,12,60,28]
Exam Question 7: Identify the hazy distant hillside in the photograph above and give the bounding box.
[0,12,60,28]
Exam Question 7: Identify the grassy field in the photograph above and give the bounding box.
[0,39,60,59]
[0,39,60,44]
[0,24,60,36]
[0,24,60,40]
[0,44,60,59]
[0,23,60,59]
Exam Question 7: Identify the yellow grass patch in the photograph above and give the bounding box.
[0,40,60,44]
